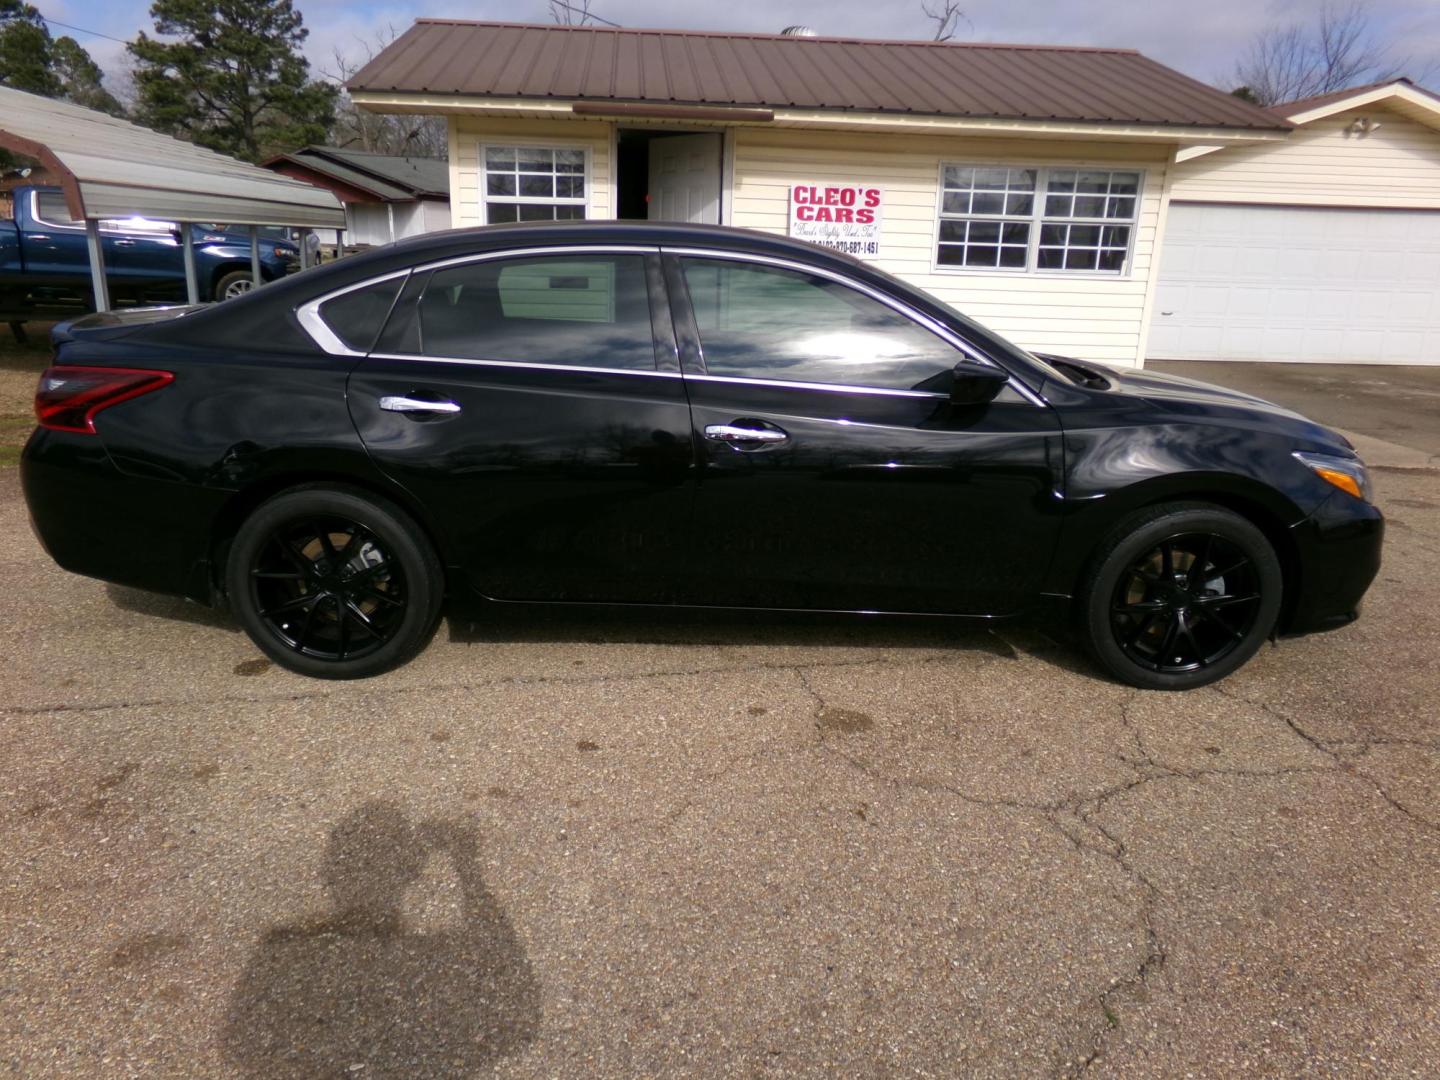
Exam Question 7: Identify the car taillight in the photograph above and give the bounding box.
[34,366,174,434]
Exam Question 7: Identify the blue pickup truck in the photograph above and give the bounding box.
[1,185,300,310]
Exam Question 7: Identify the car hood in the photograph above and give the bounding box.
[1037,355,1356,456]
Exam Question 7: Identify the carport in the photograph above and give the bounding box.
[0,85,346,312]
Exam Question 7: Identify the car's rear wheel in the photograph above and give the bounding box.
[225,487,443,679]
[1078,502,1282,691]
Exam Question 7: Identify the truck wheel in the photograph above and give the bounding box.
[215,270,257,301]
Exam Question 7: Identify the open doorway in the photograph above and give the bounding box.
[616,129,723,224]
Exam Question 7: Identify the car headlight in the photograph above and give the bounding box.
[1293,450,1371,502]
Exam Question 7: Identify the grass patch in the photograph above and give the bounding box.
[0,415,34,469]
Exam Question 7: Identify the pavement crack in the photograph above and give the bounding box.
[6,652,983,719]
[1212,686,1440,835]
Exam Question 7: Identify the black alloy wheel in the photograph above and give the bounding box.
[1109,532,1262,674]
[1079,502,1283,691]
[226,487,443,679]
[249,517,406,663]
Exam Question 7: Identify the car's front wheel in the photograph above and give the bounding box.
[1078,502,1283,691]
[215,269,257,301]
[225,486,444,679]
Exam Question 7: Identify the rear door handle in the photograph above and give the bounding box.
[704,422,789,447]
[379,395,461,415]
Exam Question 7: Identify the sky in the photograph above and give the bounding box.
[35,0,1440,95]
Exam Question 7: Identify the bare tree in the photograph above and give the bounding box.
[1233,2,1409,106]
[922,1,967,42]
[550,0,596,25]
[325,26,447,159]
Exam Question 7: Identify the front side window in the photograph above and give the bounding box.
[34,191,175,234]
[483,146,587,224]
[415,254,654,371]
[680,257,960,391]
[938,165,1141,274]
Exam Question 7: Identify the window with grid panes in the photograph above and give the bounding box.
[483,146,587,223]
[937,165,1140,274]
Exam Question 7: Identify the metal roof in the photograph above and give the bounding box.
[0,85,346,228]
[263,147,449,201]
[349,20,1289,132]
[1272,77,1440,118]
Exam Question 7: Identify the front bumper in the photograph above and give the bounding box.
[1282,489,1384,636]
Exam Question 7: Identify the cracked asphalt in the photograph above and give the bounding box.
[3,361,1439,1077]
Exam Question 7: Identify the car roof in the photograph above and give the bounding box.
[386,219,865,266]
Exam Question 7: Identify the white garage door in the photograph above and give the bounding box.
[1149,202,1440,364]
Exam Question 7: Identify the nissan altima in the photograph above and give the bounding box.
[20,223,1383,689]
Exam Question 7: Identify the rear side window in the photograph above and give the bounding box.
[318,276,405,354]
[35,191,78,226]
[416,254,655,371]
[679,257,960,391]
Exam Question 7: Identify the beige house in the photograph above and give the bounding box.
[1153,79,1440,364]
[349,22,1440,368]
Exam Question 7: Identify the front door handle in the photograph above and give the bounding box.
[379,395,461,415]
[704,422,788,447]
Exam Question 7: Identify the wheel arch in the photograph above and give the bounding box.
[1051,473,1306,631]
[206,470,456,605]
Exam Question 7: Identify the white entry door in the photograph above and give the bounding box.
[1150,202,1440,364]
[647,133,721,224]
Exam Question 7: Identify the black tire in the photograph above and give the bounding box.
[1077,502,1283,691]
[214,269,256,301]
[225,486,444,679]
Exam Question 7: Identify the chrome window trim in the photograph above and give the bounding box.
[295,268,412,358]
[685,372,945,399]
[367,352,685,379]
[414,243,659,274]
[296,242,1045,408]
[660,246,1046,407]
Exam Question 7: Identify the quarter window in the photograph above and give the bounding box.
[415,254,654,371]
[938,165,1141,274]
[482,146,587,224]
[318,276,405,353]
[680,257,960,392]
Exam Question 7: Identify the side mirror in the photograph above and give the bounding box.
[950,362,1010,406]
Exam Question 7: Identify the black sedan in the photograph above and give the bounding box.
[21,222,1382,690]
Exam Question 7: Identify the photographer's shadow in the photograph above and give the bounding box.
[222,801,540,1078]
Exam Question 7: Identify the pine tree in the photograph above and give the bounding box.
[0,0,123,112]
[129,0,336,162]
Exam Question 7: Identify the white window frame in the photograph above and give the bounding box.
[479,142,591,225]
[932,163,1144,278]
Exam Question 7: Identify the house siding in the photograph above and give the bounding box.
[1170,104,1440,209]
[730,128,1169,366]
[448,116,1170,366]
[451,115,614,226]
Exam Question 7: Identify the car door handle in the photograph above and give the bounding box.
[112,239,137,247]
[704,423,788,445]
[379,395,461,415]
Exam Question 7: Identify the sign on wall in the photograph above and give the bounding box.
[788,183,883,257]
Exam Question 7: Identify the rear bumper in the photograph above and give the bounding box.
[21,429,225,603]
[1282,490,1384,636]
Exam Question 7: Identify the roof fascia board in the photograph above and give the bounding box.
[350,91,1286,143]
